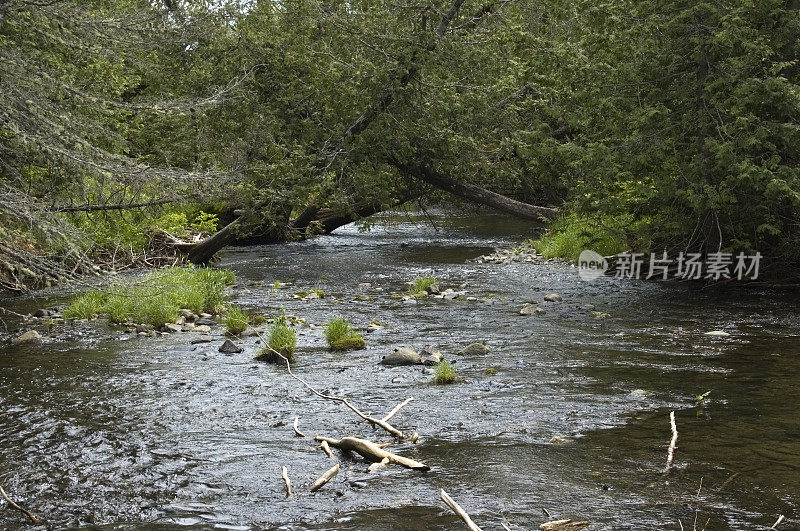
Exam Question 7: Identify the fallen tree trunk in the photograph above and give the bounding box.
[315,435,430,471]
[392,159,557,221]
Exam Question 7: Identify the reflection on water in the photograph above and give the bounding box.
[0,211,798,530]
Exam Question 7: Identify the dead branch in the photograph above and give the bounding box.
[772,515,785,529]
[53,198,176,212]
[320,440,333,458]
[666,411,678,471]
[315,436,429,471]
[0,485,38,524]
[281,466,292,497]
[540,520,589,530]
[382,397,414,423]
[368,457,390,472]
[440,489,482,531]
[293,416,306,438]
[310,463,340,492]
[255,340,406,438]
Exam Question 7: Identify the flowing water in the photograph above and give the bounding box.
[0,211,798,530]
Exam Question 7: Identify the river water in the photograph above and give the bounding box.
[0,211,798,530]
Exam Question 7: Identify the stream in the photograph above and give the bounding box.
[1,211,798,530]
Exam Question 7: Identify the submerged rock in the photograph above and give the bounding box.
[457,342,490,356]
[33,308,52,318]
[380,348,422,366]
[366,322,385,333]
[589,312,611,319]
[520,303,546,316]
[191,335,215,344]
[195,318,217,327]
[704,330,730,337]
[11,330,42,344]
[219,339,243,354]
[543,293,563,302]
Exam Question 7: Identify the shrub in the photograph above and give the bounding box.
[324,317,365,351]
[225,305,250,335]
[434,360,457,384]
[530,213,630,262]
[409,276,437,294]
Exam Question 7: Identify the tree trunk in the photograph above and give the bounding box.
[392,160,557,220]
[187,218,243,264]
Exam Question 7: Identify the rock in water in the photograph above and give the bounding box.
[195,318,217,327]
[419,347,443,366]
[457,342,490,356]
[704,330,730,337]
[12,330,42,344]
[380,348,422,366]
[425,284,440,295]
[543,293,563,302]
[219,339,243,353]
[589,312,611,319]
[33,309,51,318]
[164,323,183,333]
[520,303,546,316]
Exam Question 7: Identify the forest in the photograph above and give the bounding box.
[1,0,798,290]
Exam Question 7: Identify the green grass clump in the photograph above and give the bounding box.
[62,290,106,319]
[409,276,437,294]
[62,266,236,327]
[530,213,631,262]
[225,305,250,335]
[324,317,365,351]
[434,360,457,384]
[257,316,297,363]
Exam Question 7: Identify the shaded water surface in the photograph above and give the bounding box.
[1,212,798,530]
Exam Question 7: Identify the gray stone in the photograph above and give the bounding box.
[164,323,183,333]
[180,309,198,322]
[194,325,212,333]
[544,293,563,302]
[704,330,730,337]
[182,322,196,331]
[425,284,440,295]
[380,348,423,366]
[589,312,611,319]
[520,303,545,316]
[457,342,490,356]
[33,309,51,318]
[419,347,443,366]
[191,335,215,344]
[219,339,243,353]
[136,324,154,333]
[11,330,42,344]
[195,318,217,327]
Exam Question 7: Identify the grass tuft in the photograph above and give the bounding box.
[434,360,457,384]
[409,276,437,294]
[225,305,250,335]
[257,315,297,363]
[324,317,365,351]
[530,213,631,262]
[62,266,235,327]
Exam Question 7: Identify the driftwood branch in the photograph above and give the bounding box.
[255,340,407,438]
[540,520,589,530]
[315,436,430,471]
[368,457,390,472]
[310,463,340,492]
[772,515,785,529]
[293,416,306,438]
[281,466,292,497]
[0,485,38,524]
[440,489,482,531]
[666,411,678,471]
[382,397,414,423]
[320,440,333,458]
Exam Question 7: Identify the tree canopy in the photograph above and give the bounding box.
[1,0,797,289]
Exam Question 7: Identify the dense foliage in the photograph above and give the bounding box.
[1,0,797,287]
